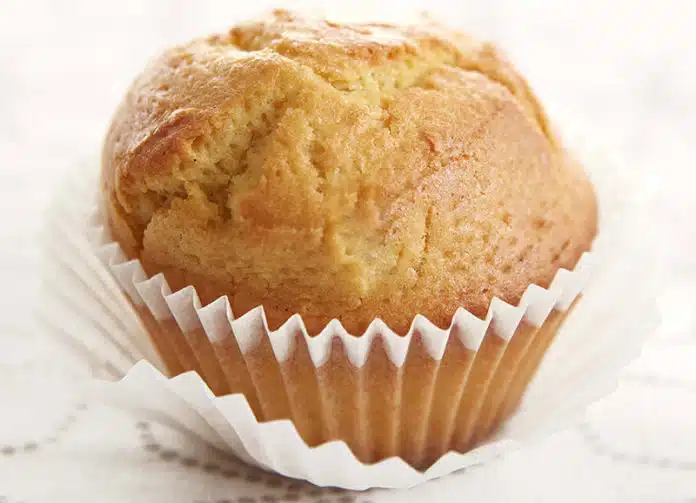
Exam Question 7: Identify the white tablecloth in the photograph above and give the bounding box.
[1,0,695,501]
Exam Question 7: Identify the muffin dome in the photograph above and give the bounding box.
[102,9,597,335]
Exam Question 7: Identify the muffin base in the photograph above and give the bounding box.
[126,290,578,469]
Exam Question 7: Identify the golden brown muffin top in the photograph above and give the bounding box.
[102,9,597,335]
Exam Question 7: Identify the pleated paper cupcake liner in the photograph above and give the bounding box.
[92,210,590,459]
[38,138,658,489]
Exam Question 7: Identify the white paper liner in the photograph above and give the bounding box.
[39,140,658,490]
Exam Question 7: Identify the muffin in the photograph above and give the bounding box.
[100,9,597,468]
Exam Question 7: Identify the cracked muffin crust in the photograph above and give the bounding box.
[102,9,597,335]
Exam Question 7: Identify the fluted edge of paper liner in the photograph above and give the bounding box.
[85,211,594,489]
